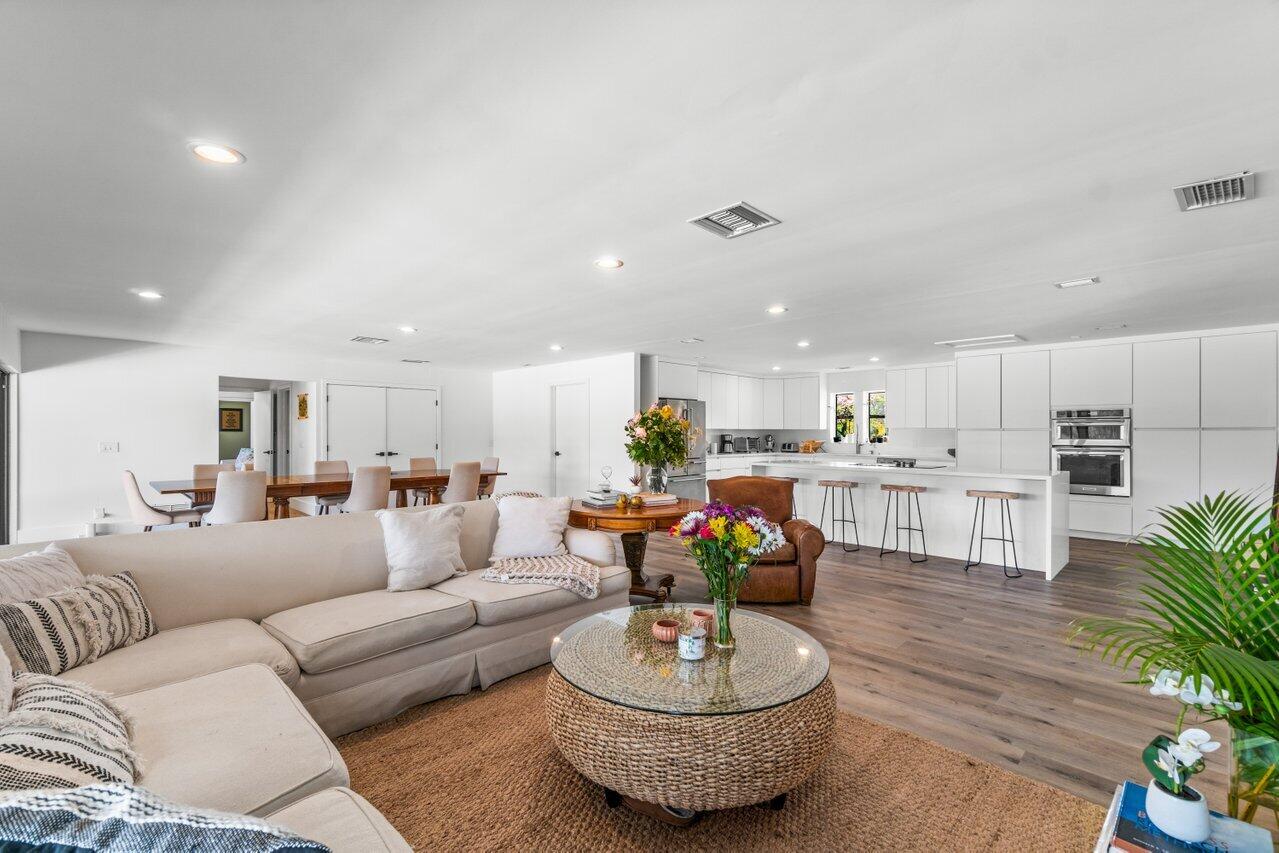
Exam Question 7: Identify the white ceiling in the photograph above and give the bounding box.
[3,1,1278,373]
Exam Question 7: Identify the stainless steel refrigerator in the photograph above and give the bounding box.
[657,397,706,501]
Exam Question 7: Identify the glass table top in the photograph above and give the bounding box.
[549,604,829,716]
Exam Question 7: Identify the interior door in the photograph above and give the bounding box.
[386,387,438,467]
[326,384,387,469]
[250,391,274,474]
[552,382,589,498]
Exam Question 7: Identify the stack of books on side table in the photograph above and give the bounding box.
[635,492,678,506]
[580,485,631,509]
[1095,781,1272,853]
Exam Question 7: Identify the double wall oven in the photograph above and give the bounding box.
[1050,407,1131,496]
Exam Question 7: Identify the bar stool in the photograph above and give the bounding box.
[817,480,860,551]
[964,489,1022,578]
[878,484,927,563]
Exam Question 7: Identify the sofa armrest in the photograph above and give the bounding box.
[781,519,825,605]
[564,527,617,568]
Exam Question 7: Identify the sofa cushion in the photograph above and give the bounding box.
[432,564,629,626]
[262,589,475,675]
[64,618,300,693]
[116,664,347,816]
[267,787,411,853]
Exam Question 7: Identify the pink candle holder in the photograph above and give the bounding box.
[690,608,715,636]
[651,619,680,644]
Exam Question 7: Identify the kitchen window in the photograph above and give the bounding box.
[867,390,887,443]
[833,393,857,442]
[830,390,889,444]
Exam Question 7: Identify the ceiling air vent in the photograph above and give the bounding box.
[350,336,389,345]
[688,201,781,239]
[1174,171,1255,211]
[401,358,431,364]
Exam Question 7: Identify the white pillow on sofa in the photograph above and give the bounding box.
[376,505,467,592]
[0,544,83,604]
[491,496,571,560]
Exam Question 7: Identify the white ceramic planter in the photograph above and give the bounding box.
[1145,780,1210,843]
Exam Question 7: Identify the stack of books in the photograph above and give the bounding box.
[636,492,678,505]
[581,488,622,508]
[1095,781,1271,852]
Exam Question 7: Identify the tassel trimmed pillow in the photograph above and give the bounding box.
[0,573,156,676]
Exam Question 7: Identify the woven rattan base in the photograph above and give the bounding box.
[545,669,836,813]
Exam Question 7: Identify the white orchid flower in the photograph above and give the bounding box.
[1169,742,1203,766]
[1156,748,1182,785]
[1217,689,1244,712]
[1179,674,1217,707]
[1178,728,1220,754]
[1149,669,1182,697]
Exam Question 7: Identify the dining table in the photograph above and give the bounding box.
[150,469,507,519]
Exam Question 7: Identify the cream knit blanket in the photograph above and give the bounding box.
[482,554,600,599]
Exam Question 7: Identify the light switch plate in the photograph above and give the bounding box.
[98,442,119,453]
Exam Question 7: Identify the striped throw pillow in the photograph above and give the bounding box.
[0,573,156,676]
[0,673,138,789]
[0,545,83,604]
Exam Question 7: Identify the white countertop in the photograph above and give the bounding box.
[711,451,956,464]
[751,458,1061,482]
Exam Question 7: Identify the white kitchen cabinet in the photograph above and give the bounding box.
[1000,430,1049,473]
[1201,429,1277,496]
[956,355,1001,429]
[738,377,764,430]
[723,375,740,429]
[1201,332,1277,428]
[655,359,699,400]
[885,369,907,430]
[904,368,927,428]
[1133,339,1199,428]
[925,365,954,428]
[783,375,821,430]
[1050,344,1132,406]
[957,430,1001,472]
[763,379,784,428]
[1001,351,1050,429]
[697,371,712,406]
[1070,496,1132,537]
[1133,430,1200,530]
[708,372,728,428]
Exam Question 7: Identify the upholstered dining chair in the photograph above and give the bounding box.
[410,457,437,506]
[340,466,392,513]
[202,471,268,525]
[191,462,233,512]
[313,460,350,515]
[706,476,826,606]
[478,456,500,499]
[122,470,202,531]
[441,461,481,505]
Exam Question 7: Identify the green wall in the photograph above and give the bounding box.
[218,400,251,462]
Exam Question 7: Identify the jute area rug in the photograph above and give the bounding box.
[336,667,1104,851]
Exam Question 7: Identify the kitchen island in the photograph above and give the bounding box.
[750,459,1070,579]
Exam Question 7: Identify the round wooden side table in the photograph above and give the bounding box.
[567,498,705,603]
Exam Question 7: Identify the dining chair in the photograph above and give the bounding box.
[478,456,500,499]
[340,466,392,513]
[191,462,234,512]
[441,461,481,505]
[313,460,350,516]
[202,471,268,525]
[410,457,437,506]
[122,470,202,531]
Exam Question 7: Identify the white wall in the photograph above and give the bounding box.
[492,352,639,497]
[15,332,492,541]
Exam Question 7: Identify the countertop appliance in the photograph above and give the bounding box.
[746,436,761,452]
[732,435,749,453]
[764,434,775,452]
[780,442,799,452]
[1051,407,1131,496]
[718,433,735,454]
[658,397,707,501]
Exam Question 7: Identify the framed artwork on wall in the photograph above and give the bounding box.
[297,392,309,420]
[219,407,243,432]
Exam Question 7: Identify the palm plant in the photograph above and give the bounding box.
[1070,490,1279,821]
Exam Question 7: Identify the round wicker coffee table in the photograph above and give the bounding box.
[546,604,835,825]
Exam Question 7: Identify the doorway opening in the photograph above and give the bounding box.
[218,377,317,478]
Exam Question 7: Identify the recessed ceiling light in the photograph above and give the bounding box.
[397,326,417,334]
[594,256,624,269]
[869,356,880,362]
[1054,276,1099,290]
[765,305,788,315]
[797,340,810,348]
[134,289,163,300]
[549,344,563,352]
[190,143,245,165]
[680,337,704,344]
[771,365,781,371]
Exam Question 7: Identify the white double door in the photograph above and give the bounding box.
[326,384,439,470]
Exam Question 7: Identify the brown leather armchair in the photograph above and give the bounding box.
[707,476,825,606]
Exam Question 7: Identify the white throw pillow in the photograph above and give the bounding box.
[0,544,84,604]
[491,496,571,560]
[377,505,467,592]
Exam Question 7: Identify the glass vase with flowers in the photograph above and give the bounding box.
[624,403,691,494]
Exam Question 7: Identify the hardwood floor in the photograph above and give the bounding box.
[634,531,1235,811]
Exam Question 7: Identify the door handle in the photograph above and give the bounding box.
[554,451,562,457]
[374,451,387,457]
[386,451,400,457]
[263,450,275,455]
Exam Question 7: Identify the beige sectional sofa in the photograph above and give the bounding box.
[0,499,630,851]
